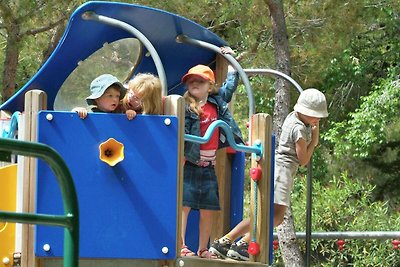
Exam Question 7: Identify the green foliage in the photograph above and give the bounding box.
[320,3,400,121]
[324,69,400,159]
[286,0,366,87]
[0,0,86,100]
[275,172,400,266]
[321,69,400,208]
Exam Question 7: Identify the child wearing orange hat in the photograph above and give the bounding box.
[180,63,243,259]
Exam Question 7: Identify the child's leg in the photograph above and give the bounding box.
[239,231,251,243]
[225,218,250,241]
[181,206,191,245]
[181,206,196,256]
[198,209,215,250]
[198,209,217,258]
[274,203,287,227]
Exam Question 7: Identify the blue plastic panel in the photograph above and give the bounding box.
[36,111,178,259]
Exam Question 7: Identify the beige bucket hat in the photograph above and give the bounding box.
[294,88,328,118]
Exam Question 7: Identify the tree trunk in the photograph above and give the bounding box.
[2,29,20,102]
[264,0,304,265]
[264,0,292,138]
[0,3,20,103]
[0,1,74,103]
[276,207,304,266]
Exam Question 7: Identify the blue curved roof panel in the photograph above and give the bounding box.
[0,1,226,112]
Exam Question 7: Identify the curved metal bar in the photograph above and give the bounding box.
[83,12,168,96]
[0,138,79,267]
[244,68,303,93]
[176,35,255,120]
[1,111,21,138]
[184,120,262,157]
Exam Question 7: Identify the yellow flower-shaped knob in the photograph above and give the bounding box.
[99,138,125,166]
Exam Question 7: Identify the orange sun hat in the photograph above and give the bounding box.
[181,64,215,84]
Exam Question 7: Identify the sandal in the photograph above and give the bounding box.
[181,245,196,257]
[198,248,218,259]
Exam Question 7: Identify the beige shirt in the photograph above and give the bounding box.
[275,111,312,170]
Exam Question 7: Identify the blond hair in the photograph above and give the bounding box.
[183,81,217,116]
[123,73,162,115]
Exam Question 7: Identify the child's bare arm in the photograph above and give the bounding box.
[296,123,320,166]
[72,107,88,119]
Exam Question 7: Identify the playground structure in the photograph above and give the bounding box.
[3,2,400,267]
[0,2,276,267]
[2,2,400,267]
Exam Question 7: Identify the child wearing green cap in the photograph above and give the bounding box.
[72,74,136,120]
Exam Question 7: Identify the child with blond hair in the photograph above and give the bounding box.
[122,73,162,115]
[180,64,242,259]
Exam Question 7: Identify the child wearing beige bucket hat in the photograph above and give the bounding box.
[274,88,328,224]
[209,88,328,261]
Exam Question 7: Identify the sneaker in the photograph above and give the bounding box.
[209,239,232,259]
[227,242,249,261]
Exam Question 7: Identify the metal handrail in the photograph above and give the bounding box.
[244,68,303,93]
[273,231,400,240]
[184,119,262,157]
[0,138,79,267]
[83,12,168,97]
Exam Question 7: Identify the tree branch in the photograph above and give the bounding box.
[207,19,239,32]
[21,16,67,36]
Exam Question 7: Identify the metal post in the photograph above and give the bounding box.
[83,12,168,97]
[305,159,312,266]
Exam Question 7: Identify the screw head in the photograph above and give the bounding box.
[164,118,171,126]
[2,257,10,264]
[43,243,51,252]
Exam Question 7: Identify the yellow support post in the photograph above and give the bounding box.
[0,164,17,266]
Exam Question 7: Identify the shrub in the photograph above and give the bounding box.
[272,172,400,266]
